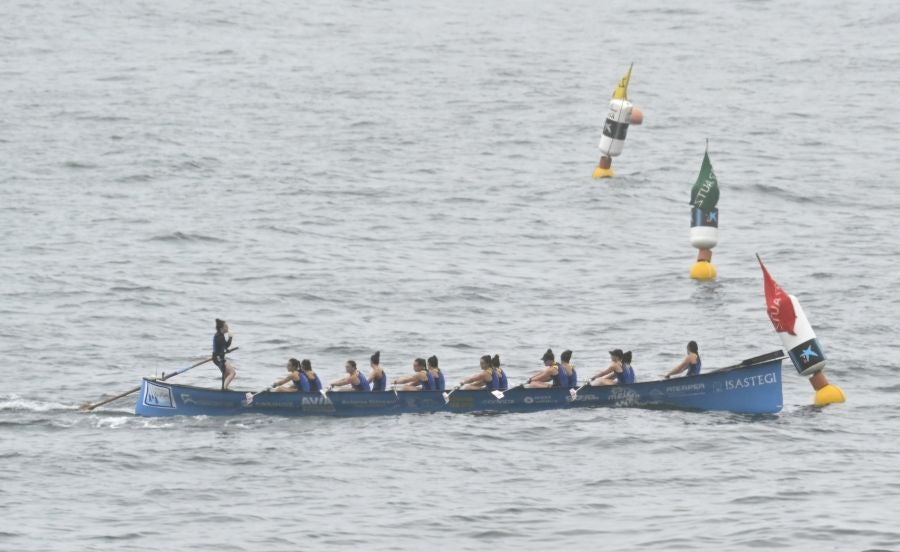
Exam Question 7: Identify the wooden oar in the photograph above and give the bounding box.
[569,382,590,398]
[80,347,239,411]
[491,383,523,400]
[243,385,271,406]
[442,385,461,404]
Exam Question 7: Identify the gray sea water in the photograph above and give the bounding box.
[3,0,900,550]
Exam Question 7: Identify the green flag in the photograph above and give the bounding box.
[690,150,720,210]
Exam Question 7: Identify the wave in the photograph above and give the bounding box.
[148,231,225,243]
[0,395,75,413]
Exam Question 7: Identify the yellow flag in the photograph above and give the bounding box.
[612,64,633,100]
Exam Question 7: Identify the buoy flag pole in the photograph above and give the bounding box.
[756,254,846,406]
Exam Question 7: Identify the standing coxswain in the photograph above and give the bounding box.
[213,319,236,389]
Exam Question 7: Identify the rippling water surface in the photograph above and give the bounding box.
[2,0,900,550]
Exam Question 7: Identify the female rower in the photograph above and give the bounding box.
[329,360,371,392]
[560,349,577,388]
[392,358,436,391]
[526,349,568,388]
[368,351,387,392]
[428,355,445,392]
[300,359,323,392]
[588,349,626,386]
[459,355,497,390]
[664,341,701,379]
[272,358,303,392]
[492,354,508,390]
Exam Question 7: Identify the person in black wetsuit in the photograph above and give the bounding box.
[213,318,236,389]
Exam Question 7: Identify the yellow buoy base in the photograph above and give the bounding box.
[814,384,846,406]
[690,261,717,281]
[592,167,615,179]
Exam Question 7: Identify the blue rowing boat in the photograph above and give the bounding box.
[135,351,784,417]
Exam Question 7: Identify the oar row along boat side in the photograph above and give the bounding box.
[135,353,784,417]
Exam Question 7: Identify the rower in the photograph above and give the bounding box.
[428,355,445,392]
[492,354,508,390]
[621,351,636,384]
[525,349,568,388]
[588,349,627,386]
[300,359,323,392]
[212,318,236,389]
[329,360,371,392]
[664,341,701,379]
[392,358,436,391]
[459,355,497,390]
[368,351,387,392]
[272,358,304,392]
[560,349,577,388]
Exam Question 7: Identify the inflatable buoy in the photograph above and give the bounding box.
[757,255,845,406]
[593,64,643,179]
[689,145,720,280]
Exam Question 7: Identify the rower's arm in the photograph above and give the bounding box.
[528,367,553,383]
[272,375,292,387]
[665,356,690,379]
[330,375,351,388]
[393,374,418,385]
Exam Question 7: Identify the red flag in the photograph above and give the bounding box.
[757,254,797,336]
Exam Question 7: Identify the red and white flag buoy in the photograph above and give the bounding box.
[757,254,846,406]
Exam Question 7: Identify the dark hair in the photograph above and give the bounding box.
[491,354,500,368]
[370,351,380,365]
[609,349,624,360]
[427,355,438,368]
[561,350,572,363]
[414,357,426,369]
[480,354,492,366]
[300,359,312,372]
[288,358,301,371]
[347,360,357,370]
[622,351,632,364]
[542,348,554,362]
[215,318,226,331]
[687,341,699,354]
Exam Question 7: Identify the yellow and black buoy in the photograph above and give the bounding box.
[593,64,643,179]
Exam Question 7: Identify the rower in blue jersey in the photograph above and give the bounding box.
[491,354,508,390]
[212,318,236,389]
[272,358,304,392]
[299,359,322,392]
[560,349,577,388]
[427,355,445,392]
[665,341,702,379]
[328,360,371,392]
[525,348,568,388]
[459,355,498,390]
[392,358,436,391]
[368,351,387,392]
[587,349,630,386]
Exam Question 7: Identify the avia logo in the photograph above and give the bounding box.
[800,346,819,362]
